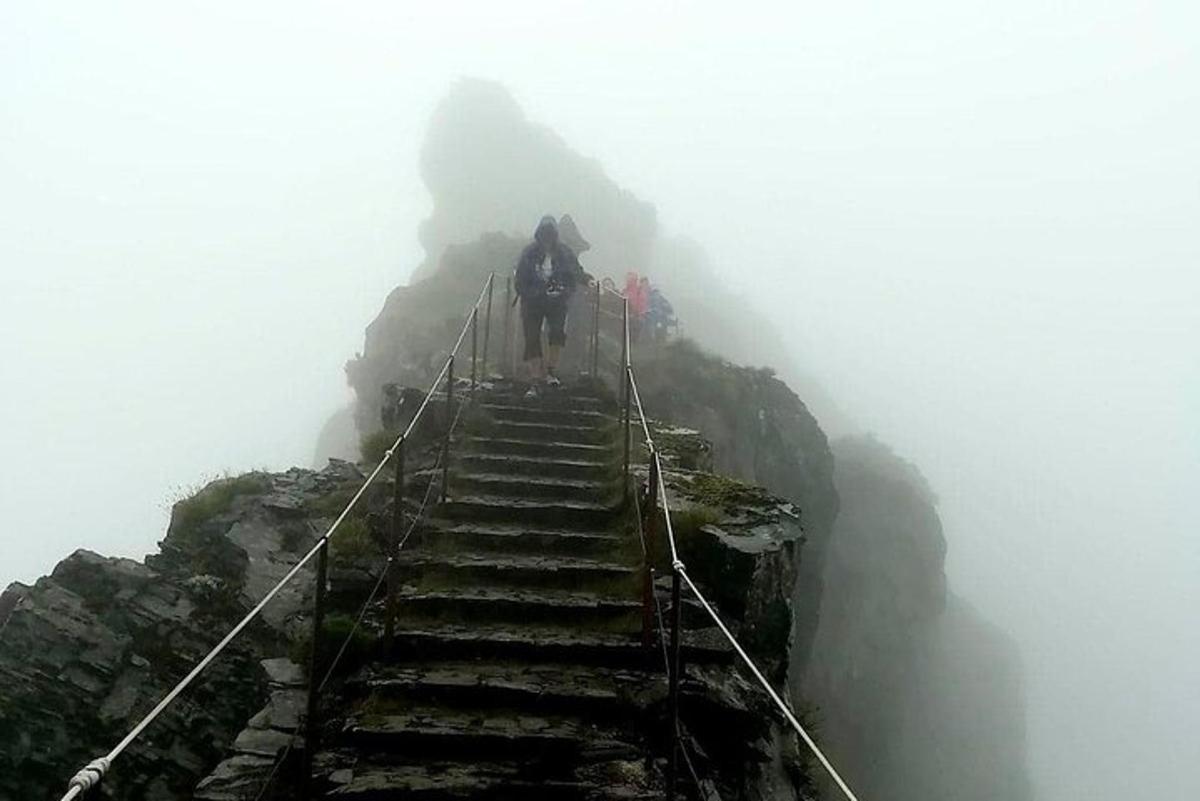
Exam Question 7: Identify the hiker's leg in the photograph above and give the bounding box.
[545,299,568,378]
[521,297,546,381]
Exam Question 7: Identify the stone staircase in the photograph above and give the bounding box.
[314,379,668,799]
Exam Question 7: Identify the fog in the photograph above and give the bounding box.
[2,2,1197,798]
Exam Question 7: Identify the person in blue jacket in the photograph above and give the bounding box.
[514,215,584,395]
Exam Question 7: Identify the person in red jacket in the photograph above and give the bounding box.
[623,272,651,342]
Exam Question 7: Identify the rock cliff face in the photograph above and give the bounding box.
[802,436,1035,801]
[335,79,1034,799]
[0,462,365,800]
[630,342,838,673]
[344,232,524,436]
[6,79,1036,801]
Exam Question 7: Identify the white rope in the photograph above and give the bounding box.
[655,457,681,565]
[677,567,860,801]
[610,318,859,800]
[626,370,655,452]
[252,421,456,801]
[58,274,494,801]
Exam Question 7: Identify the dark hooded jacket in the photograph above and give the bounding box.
[514,216,583,300]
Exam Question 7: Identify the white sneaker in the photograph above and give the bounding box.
[524,385,539,399]
[545,373,561,388]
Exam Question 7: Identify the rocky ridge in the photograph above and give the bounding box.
[2,384,817,800]
[0,462,365,800]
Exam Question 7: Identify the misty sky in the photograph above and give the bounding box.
[2,2,1197,799]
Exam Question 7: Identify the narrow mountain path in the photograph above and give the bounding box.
[314,379,666,799]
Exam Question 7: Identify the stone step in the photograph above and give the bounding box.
[387,623,652,669]
[480,403,617,427]
[320,758,659,800]
[385,623,732,670]
[452,472,621,504]
[393,585,642,631]
[417,520,629,559]
[490,420,617,445]
[439,494,622,528]
[461,436,615,460]
[485,388,613,413]
[347,661,665,722]
[340,706,643,764]
[394,552,640,594]
[456,452,619,481]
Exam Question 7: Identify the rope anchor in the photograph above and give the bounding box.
[66,757,110,796]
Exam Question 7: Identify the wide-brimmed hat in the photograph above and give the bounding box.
[557,214,591,253]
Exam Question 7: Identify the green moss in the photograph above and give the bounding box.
[329,517,376,565]
[173,473,269,538]
[685,472,767,511]
[289,612,376,676]
[651,426,712,471]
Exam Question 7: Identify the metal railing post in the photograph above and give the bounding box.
[504,276,513,379]
[619,299,629,397]
[667,564,683,801]
[303,542,328,797]
[383,437,404,660]
[591,283,600,377]
[441,356,454,504]
[482,273,494,379]
[620,300,631,505]
[470,306,479,395]
[643,454,660,650]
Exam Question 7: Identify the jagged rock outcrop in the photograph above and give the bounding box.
[345,232,524,435]
[194,658,307,801]
[415,79,658,283]
[802,435,1035,801]
[5,77,1037,801]
[630,341,837,673]
[0,462,367,801]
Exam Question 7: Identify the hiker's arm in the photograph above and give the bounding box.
[513,250,534,297]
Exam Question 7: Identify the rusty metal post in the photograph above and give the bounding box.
[643,455,660,650]
[504,276,513,379]
[441,356,454,504]
[621,298,632,503]
[303,541,328,796]
[619,299,629,397]
[482,273,494,379]
[622,367,632,508]
[667,564,683,800]
[470,306,479,395]
[591,283,601,377]
[383,437,404,659]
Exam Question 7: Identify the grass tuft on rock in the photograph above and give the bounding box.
[329,517,376,564]
[685,472,767,511]
[172,472,270,539]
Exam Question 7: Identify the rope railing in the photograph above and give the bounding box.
[593,278,861,800]
[250,397,467,801]
[58,273,497,801]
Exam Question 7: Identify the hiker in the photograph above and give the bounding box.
[514,215,584,396]
[647,285,677,342]
[624,272,651,342]
[557,214,591,257]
